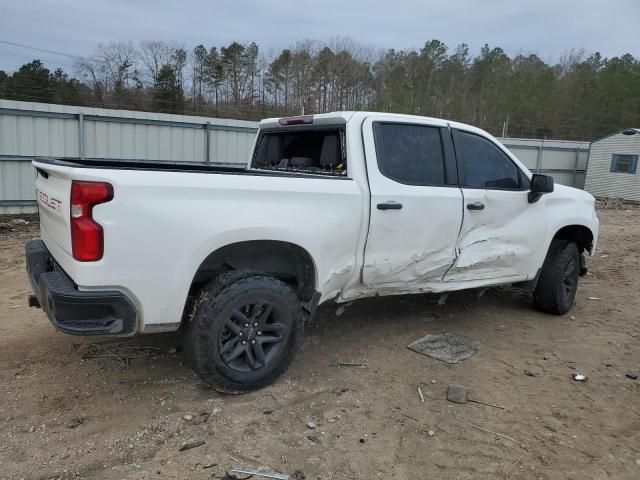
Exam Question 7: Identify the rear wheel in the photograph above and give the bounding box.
[534,240,580,315]
[188,270,304,393]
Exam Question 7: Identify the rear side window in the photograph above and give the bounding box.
[456,131,521,189]
[374,123,446,186]
[252,128,346,175]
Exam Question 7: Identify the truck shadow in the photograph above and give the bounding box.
[19,286,537,386]
[307,286,534,334]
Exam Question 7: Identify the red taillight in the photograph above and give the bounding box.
[70,181,113,261]
[278,115,313,126]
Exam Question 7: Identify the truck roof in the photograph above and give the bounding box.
[259,111,486,137]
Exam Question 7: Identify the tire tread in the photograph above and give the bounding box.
[187,270,303,393]
[534,240,579,315]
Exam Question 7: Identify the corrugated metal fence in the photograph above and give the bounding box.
[0,100,590,214]
[499,137,590,189]
[0,100,259,213]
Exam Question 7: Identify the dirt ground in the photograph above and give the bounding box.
[0,208,638,480]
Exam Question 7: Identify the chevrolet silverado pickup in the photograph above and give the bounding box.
[26,112,599,392]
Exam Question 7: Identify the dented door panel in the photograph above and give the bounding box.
[363,190,464,287]
[360,116,464,289]
[445,189,543,282]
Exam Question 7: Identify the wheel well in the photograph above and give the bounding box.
[553,225,594,254]
[188,240,317,303]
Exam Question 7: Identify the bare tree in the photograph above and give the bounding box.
[139,41,174,85]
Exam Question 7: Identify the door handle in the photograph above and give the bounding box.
[377,201,403,210]
[466,202,485,210]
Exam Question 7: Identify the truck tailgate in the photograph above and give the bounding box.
[34,163,73,259]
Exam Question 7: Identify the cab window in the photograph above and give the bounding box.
[252,128,346,175]
[455,130,522,189]
[374,123,446,186]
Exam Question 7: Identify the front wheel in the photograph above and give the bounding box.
[533,240,580,315]
[188,270,304,393]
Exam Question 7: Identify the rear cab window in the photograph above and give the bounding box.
[251,127,347,176]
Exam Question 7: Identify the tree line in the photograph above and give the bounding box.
[1,39,639,140]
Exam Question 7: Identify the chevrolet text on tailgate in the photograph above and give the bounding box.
[26,112,599,393]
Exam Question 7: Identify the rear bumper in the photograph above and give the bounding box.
[25,240,138,336]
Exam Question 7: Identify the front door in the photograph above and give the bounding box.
[444,128,543,283]
[361,117,464,290]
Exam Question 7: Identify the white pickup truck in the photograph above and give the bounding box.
[26,112,599,392]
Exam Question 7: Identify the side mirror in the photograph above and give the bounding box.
[528,174,554,203]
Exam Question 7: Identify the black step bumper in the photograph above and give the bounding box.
[25,240,137,336]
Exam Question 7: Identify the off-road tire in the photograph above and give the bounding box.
[533,240,580,315]
[187,270,304,393]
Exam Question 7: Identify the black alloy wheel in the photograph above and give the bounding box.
[188,270,304,393]
[219,300,291,372]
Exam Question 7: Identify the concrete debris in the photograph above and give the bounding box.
[306,421,317,429]
[407,332,478,364]
[445,384,505,409]
[446,384,468,404]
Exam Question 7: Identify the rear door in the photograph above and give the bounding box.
[362,117,463,289]
[444,128,540,282]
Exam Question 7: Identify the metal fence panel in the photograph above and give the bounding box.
[0,158,36,212]
[0,110,79,158]
[1,100,591,213]
[498,137,590,188]
[507,147,538,170]
[0,100,259,213]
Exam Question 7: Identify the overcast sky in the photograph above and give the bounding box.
[1,0,639,72]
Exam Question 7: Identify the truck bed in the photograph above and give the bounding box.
[35,157,245,173]
[31,155,366,333]
[33,157,347,179]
